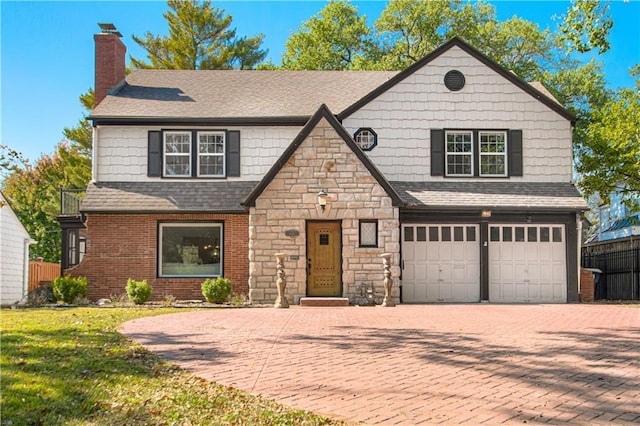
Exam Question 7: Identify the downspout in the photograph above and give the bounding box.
[577,213,583,297]
[92,126,99,182]
[22,238,37,304]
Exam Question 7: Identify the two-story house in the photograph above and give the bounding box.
[66,24,587,304]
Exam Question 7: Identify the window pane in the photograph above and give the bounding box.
[199,133,224,153]
[165,133,190,153]
[161,224,222,277]
[199,155,224,176]
[528,227,537,242]
[404,227,414,242]
[466,226,476,242]
[417,227,427,241]
[441,226,451,241]
[540,227,550,242]
[480,155,505,175]
[428,226,438,241]
[360,221,377,247]
[490,226,500,242]
[515,227,525,242]
[553,227,563,242]
[447,154,472,175]
[503,227,512,242]
[165,156,190,176]
[454,226,464,241]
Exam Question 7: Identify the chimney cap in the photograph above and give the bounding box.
[98,23,122,37]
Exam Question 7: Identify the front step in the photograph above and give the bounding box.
[299,297,350,307]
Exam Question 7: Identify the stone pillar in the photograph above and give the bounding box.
[274,253,289,308]
[380,253,395,307]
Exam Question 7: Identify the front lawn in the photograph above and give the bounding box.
[0,308,339,425]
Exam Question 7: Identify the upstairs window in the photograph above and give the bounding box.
[198,132,225,177]
[151,130,240,179]
[479,131,507,176]
[164,132,192,177]
[432,129,521,178]
[354,128,377,151]
[446,131,473,176]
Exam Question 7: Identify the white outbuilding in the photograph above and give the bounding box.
[1,192,36,306]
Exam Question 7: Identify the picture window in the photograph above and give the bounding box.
[159,223,222,277]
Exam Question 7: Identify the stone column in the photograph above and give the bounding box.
[380,253,395,307]
[274,253,289,308]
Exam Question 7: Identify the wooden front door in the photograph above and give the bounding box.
[307,221,342,297]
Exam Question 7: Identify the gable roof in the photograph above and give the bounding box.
[243,104,404,207]
[338,37,575,123]
[90,70,396,124]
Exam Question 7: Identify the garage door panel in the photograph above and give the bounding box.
[402,224,479,303]
[489,225,566,303]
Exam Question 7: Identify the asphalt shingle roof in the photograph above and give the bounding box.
[81,181,258,213]
[391,181,588,211]
[90,70,398,120]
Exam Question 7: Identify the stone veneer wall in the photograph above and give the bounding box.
[249,118,400,305]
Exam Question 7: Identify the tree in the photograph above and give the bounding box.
[131,0,267,70]
[1,91,93,262]
[281,0,375,70]
[574,67,640,209]
[560,0,613,54]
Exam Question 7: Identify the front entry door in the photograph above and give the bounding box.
[307,221,342,297]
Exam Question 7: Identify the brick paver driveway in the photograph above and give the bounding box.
[120,305,639,424]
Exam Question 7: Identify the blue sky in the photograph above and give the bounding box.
[1,1,639,163]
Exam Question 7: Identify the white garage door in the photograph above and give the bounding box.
[489,225,566,303]
[402,224,480,303]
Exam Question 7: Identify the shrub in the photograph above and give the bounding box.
[53,276,88,304]
[126,279,153,305]
[27,282,56,306]
[201,277,232,304]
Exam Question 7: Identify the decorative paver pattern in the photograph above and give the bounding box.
[120,305,640,424]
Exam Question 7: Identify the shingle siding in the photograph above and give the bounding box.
[342,46,573,183]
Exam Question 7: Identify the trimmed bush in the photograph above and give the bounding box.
[53,276,88,304]
[126,279,153,305]
[201,277,232,304]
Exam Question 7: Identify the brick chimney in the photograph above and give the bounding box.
[94,23,126,107]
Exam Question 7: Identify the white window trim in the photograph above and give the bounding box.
[158,222,224,278]
[197,131,226,177]
[445,130,474,177]
[163,131,192,178]
[479,131,508,177]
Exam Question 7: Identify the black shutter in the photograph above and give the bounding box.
[226,130,241,177]
[508,129,523,177]
[430,129,444,176]
[148,131,162,177]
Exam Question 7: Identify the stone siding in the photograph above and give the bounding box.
[249,118,400,305]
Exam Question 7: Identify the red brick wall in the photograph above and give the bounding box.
[68,213,249,301]
[579,268,595,303]
[94,33,126,106]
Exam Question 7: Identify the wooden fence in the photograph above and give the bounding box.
[28,260,61,292]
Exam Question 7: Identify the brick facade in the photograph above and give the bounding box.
[249,117,400,305]
[579,268,595,303]
[69,213,249,301]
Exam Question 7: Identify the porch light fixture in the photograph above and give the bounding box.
[317,190,328,212]
[481,210,492,218]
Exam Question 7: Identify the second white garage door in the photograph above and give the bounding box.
[489,225,567,303]
[402,224,480,303]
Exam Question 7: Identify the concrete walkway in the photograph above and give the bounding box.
[120,305,640,424]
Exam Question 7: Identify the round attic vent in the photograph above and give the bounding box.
[444,70,465,91]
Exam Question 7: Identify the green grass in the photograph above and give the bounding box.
[1,308,341,425]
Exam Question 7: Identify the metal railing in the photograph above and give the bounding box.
[582,246,640,301]
[60,188,85,216]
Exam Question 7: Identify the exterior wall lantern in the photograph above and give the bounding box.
[317,190,328,212]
